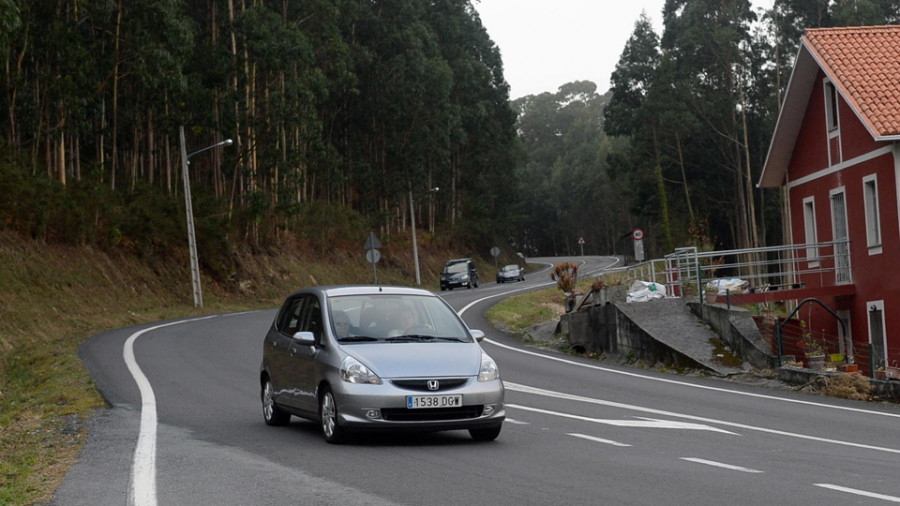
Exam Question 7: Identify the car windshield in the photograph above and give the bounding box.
[501,265,518,272]
[443,262,468,274]
[328,293,472,343]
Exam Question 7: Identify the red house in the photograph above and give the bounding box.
[759,26,900,375]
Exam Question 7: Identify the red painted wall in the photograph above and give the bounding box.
[785,70,900,372]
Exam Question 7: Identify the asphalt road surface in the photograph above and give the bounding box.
[56,256,900,505]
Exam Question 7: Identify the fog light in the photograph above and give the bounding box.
[483,404,496,416]
[365,409,381,419]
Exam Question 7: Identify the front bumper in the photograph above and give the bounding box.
[331,378,505,432]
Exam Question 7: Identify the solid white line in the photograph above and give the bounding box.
[815,484,900,502]
[568,433,632,447]
[680,457,763,473]
[123,316,217,506]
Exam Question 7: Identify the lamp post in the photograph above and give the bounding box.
[410,186,439,285]
[179,126,233,307]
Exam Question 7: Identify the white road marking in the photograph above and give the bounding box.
[504,382,900,455]
[815,484,900,502]
[503,418,530,425]
[123,316,219,506]
[484,338,900,421]
[680,457,764,473]
[568,433,632,447]
[507,404,737,435]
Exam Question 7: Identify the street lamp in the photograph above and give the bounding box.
[179,126,233,307]
[410,186,439,285]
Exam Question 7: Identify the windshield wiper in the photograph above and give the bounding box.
[385,335,467,342]
[337,335,379,343]
[384,334,435,342]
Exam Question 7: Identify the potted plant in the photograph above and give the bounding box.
[797,321,826,369]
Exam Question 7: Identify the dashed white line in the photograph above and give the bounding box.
[680,457,764,473]
[568,433,632,447]
[815,484,900,502]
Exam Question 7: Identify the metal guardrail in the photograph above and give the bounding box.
[603,240,852,298]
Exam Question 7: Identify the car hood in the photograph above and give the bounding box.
[345,342,482,378]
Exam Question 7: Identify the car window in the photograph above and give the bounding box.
[328,294,471,342]
[445,262,467,273]
[300,297,325,345]
[279,297,305,335]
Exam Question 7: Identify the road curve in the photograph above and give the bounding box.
[57,255,900,506]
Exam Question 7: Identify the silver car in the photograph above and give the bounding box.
[260,285,505,443]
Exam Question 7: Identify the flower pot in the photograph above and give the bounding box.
[840,363,859,373]
[705,292,717,304]
[805,354,826,370]
[876,370,887,380]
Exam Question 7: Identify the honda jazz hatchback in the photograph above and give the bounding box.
[260,285,505,443]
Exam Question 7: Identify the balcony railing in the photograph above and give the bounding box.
[606,240,852,299]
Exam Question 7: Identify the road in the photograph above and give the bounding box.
[56,256,900,505]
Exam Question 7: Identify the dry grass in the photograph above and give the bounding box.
[815,372,875,401]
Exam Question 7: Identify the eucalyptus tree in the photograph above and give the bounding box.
[604,12,674,254]
[659,0,759,251]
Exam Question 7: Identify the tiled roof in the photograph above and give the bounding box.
[804,25,900,138]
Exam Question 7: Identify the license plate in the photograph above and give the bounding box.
[407,394,463,409]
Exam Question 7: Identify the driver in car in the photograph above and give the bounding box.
[386,306,417,337]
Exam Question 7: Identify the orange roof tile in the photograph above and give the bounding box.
[803,26,900,138]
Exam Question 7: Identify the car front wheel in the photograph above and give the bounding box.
[319,387,347,444]
[262,378,291,426]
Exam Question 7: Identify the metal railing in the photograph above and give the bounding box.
[604,240,852,298]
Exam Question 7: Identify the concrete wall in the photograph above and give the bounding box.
[689,302,777,369]
[560,299,705,370]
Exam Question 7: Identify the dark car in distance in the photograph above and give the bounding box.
[496,264,524,283]
[440,258,478,290]
[259,285,505,443]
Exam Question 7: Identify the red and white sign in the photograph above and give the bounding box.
[632,228,644,241]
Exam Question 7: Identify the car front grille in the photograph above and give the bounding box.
[381,405,483,421]
[390,378,468,392]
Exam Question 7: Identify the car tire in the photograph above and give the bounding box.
[473,277,479,288]
[319,387,347,444]
[469,424,502,441]
[262,377,291,426]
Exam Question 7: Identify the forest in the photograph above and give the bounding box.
[1,0,899,277]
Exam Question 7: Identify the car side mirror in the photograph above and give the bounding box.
[470,329,485,342]
[292,331,315,345]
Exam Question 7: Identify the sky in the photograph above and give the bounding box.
[474,0,774,100]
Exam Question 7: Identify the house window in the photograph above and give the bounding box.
[824,81,839,131]
[863,174,882,253]
[868,301,886,369]
[830,188,851,284]
[803,196,819,266]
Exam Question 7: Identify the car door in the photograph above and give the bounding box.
[266,296,305,409]
[285,294,327,414]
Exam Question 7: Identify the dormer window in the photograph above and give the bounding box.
[825,81,839,131]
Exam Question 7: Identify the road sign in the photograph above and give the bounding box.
[366,249,381,264]
[632,228,644,241]
[578,237,585,244]
[490,246,500,257]
[363,232,381,250]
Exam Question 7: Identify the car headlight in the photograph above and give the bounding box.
[477,352,499,382]
[340,356,382,384]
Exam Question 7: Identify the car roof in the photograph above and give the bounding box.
[445,258,471,264]
[285,285,437,299]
